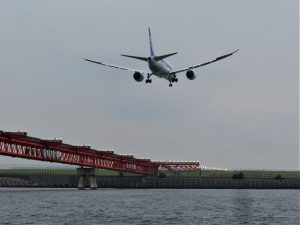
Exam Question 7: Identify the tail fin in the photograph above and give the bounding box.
[148,27,155,56]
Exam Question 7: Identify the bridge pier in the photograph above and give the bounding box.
[76,168,98,190]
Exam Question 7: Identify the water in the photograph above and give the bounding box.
[0,188,299,225]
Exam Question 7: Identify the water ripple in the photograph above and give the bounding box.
[0,188,298,225]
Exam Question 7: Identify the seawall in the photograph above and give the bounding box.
[0,175,299,189]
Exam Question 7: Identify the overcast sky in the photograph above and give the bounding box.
[0,0,298,169]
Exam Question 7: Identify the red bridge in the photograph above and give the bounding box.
[0,130,200,175]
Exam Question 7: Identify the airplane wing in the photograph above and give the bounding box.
[83,58,151,74]
[170,49,239,74]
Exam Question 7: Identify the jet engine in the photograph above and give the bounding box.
[186,70,196,80]
[133,72,144,82]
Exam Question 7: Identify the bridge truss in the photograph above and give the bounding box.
[0,130,200,175]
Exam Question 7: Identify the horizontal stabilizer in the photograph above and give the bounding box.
[121,54,148,62]
[154,52,177,61]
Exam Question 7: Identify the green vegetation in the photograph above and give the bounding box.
[158,173,167,178]
[157,169,300,179]
[0,168,77,176]
[274,174,284,180]
[198,169,300,179]
[232,172,244,179]
[0,168,141,177]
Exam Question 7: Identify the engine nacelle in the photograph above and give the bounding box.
[186,70,196,80]
[133,72,144,82]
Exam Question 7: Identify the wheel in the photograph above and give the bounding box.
[169,84,172,87]
[149,79,152,83]
[175,78,178,82]
[146,80,148,83]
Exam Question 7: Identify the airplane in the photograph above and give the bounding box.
[83,28,239,87]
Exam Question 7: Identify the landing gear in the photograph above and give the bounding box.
[145,73,152,84]
[169,76,177,87]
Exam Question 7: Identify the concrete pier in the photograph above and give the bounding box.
[76,168,98,190]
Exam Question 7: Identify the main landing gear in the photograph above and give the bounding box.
[169,77,178,87]
[145,73,152,84]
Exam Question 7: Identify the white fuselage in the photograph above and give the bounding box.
[148,58,175,81]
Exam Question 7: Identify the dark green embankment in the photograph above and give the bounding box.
[0,168,299,189]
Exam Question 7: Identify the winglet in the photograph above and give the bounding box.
[233,49,239,54]
[216,49,239,60]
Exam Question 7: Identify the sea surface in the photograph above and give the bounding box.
[0,188,299,225]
